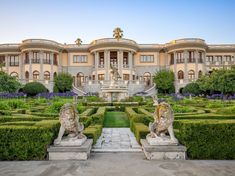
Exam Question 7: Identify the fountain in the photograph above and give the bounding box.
[100,64,128,102]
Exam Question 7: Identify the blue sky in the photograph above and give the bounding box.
[0,0,235,44]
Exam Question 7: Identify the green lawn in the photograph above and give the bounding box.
[103,111,130,127]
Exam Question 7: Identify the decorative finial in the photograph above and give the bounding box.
[113,27,123,40]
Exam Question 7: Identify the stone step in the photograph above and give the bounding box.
[91,148,142,153]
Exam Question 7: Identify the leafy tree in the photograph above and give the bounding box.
[53,72,73,93]
[153,70,175,94]
[22,82,48,96]
[182,82,201,95]
[0,71,21,93]
[196,67,235,95]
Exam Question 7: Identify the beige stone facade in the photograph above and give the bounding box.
[0,38,234,94]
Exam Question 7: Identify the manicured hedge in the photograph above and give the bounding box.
[125,107,152,130]
[125,107,152,143]
[91,107,106,125]
[0,115,56,123]
[80,108,97,117]
[84,124,102,144]
[174,114,235,120]
[138,108,153,118]
[132,123,149,143]
[176,120,235,159]
[0,120,59,160]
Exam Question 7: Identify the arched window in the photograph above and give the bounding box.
[77,72,84,87]
[44,71,50,80]
[33,71,40,80]
[10,72,18,78]
[25,71,29,80]
[178,70,184,79]
[188,70,195,80]
[198,70,203,78]
[143,72,151,86]
[53,72,57,78]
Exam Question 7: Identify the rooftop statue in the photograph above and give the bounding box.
[54,103,86,146]
[147,98,178,145]
[113,27,123,40]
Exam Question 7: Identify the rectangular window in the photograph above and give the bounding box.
[73,55,88,63]
[53,54,58,65]
[32,52,40,63]
[25,52,29,64]
[199,52,203,63]
[9,55,19,66]
[123,52,128,67]
[188,51,195,63]
[176,52,184,63]
[0,55,5,66]
[44,53,51,64]
[140,55,154,63]
[206,56,213,62]
[98,74,104,80]
[123,74,129,80]
[225,55,231,62]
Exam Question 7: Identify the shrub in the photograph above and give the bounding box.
[176,120,235,159]
[84,124,102,144]
[132,123,149,143]
[0,120,59,160]
[6,99,28,109]
[53,73,73,93]
[45,101,65,113]
[23,82,48,96]
[172,104,195,113]
[91,107,106,125]
[182,82,201,95]
[216,105,235,114]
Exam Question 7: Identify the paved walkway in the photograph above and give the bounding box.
[0,153,235,176]
[92,128,141,152]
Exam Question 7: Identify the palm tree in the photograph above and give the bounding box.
[113,27,123,40]
[75,38,82,45]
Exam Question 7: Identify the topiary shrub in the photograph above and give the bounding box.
[176,120,235,159]
[182,82,201,95]
[23,82,48,96]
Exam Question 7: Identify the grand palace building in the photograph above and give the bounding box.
[0,34,235,97]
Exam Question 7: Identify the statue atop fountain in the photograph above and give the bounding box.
[110,64,121,82]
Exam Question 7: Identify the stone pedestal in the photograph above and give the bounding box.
[47,139,93,160]
[141,139,187,160]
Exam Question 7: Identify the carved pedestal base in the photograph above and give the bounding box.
[54,136,87,146]
[141,139,187,160]
[146,134,178,146]
[47,139,93,160]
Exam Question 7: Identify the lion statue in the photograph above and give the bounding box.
[54,103,86,145]
[147,99,178,145]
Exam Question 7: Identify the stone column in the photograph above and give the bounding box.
[50,53,54,82]
[21,53,25,80]
[40,51,44,81]
[118,50,123,79]
[29,51,33,80]
[58,52,62,73]
[174,52,177,80]
[202,52,206,74]
[195,50,199,79]
[105,50,110,80]
[68,52,71,67]
[19,53,23,81]
[5,54,9,74]
[129,52,133,80]
[184,50,188,82]
[165,52,168,67]
[157,52,160,71]
[95,52,98,81]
